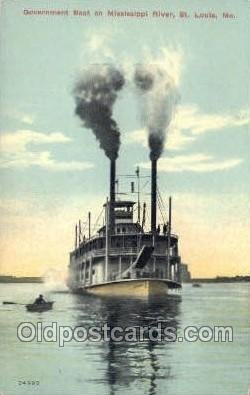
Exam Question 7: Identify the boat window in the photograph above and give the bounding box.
[117,228,120,233]
[122,227,126,233]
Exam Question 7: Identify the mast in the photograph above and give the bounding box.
[142,202,146,231]
[75,223,78,250]
[78,220,81,245]
[105,198,109,281]
[136,166,141,224]
[88,212,91,239]
[167,196,172,279]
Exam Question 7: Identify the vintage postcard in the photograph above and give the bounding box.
[0,1,249,394]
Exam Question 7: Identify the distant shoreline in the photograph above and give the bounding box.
[0,275,249,284]
[190,276,250,283]
[0,275,43,283]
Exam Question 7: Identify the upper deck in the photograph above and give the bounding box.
[70,199,179,261]
[70,231,178,259]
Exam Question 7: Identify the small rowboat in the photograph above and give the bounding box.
[26,301,54,312]
[192,283,201,288]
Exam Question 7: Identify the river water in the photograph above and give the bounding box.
[0,282,249,395]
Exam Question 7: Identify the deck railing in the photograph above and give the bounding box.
[92,247,138,256]
[78,246,178,258]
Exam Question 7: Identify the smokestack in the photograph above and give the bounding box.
[151,159,157,232]
[109,159,116,233]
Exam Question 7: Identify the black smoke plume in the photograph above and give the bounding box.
[73,65,125,160]
[134,64,178,160]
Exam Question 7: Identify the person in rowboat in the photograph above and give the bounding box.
[34,294,46,304]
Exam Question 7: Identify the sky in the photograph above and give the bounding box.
[0,0,249,278]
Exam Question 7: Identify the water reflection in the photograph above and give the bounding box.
[74,295,181,394]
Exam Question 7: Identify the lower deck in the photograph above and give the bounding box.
[70,278,181,298]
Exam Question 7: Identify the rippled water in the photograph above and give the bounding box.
[0,283,249,395]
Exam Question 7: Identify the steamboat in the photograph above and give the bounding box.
[67,157,182,297]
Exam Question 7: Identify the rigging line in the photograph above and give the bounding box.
[157,186,163,208]
[92,207,104,233]
[157,193,165,223]
[158,194,165,221]
[81,221,87,233]
[92,224,103,231]
[159,190,166,215]
[160,190,167,217]
[157,190,167,224]
[117,174,150,178]
[157,187,168,221]
[156,188,164,213]
[141,180,149,191]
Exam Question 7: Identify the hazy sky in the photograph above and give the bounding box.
[0,0,249,278]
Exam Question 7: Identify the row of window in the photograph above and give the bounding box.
[116,227,127,233]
